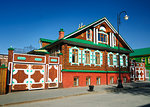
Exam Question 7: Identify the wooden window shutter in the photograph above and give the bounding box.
[100,52,103,65]
[126,56,128,67]
[120,55,123,66]
[113,54,117,66]
[82,50,85,64]
[78,50,82,63]
[90,51,92,64]
[69,48,72,63]
[108,53,110,66]
[93,52,95,64]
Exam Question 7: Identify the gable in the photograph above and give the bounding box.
[64,18,131,51]
[39,17,133,53]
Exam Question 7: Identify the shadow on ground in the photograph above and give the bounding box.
[139,103,150,107]
[104,81,150,96]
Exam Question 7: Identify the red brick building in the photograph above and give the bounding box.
[30,17,133,88]
[8,17,133,91]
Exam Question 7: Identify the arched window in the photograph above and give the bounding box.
[72,49,78,63]
[86,29,92,40]
[85,51,90,64]
[100,26,106,32]
[109,54,113,66]
[98,26,108,44]
[95,52,100,64]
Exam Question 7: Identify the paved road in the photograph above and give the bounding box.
[7,87,150,107]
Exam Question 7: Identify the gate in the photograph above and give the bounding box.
[9,53,61,91]
[130,62,145,81]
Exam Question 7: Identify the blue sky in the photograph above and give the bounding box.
[0,0,150,54]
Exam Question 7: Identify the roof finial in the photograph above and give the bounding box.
[78,22,85,29]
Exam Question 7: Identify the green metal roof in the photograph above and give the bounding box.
[65,38,131,52]
[130,47,150,57]
[40,38,56,43]
[39,17,132,52]
[61,69,130,73]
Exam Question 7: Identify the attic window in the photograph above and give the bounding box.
[86,29,92,40]
[100,26,106,32]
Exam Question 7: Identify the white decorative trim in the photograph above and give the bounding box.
[86,29,92,41]
[93,28,95,44]
[94,50,102,66]
[97,31,108,44]
[12,79,17,84]
[96,29,98,44]
[108,52,114,67]
[83,48,91,66]
[69,46,80,65]
[64,17,105,39]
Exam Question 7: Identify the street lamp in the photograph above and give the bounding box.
[117,11,129,88]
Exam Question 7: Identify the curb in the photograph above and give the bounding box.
[0,90,109,106]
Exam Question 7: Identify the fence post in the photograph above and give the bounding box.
[8,46,14,93]
[45,54,49,89]
[0,65,7,95]
[58,53,63,88]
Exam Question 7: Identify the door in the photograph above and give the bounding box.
[47,65,58,88]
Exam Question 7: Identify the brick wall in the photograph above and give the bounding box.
[62,44,129,72]
[62,72,130,88]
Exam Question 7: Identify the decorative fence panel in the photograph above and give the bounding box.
[8,53,61,91]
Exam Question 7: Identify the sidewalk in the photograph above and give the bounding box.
[0,81,150,106]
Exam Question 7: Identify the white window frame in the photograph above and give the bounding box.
[94,50,101,66]
[98,31,108,44]
[108,52,114,67]
[122,54,127,68]
[86,29,92,41]
[69,47,80,65]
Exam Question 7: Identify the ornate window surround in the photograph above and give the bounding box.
[108,52,114,67]
[83,48,91,66]
[94,50,103,66]
[86,29,92,41]
[122,54,128,68]
[98,31,108,44]
[69,46,81,65]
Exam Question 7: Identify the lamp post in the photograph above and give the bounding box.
[117,11,129,88]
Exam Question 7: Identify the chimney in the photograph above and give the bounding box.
[59,28,64,39]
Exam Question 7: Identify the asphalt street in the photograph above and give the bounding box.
[6,87,150,107]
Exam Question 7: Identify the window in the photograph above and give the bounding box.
[109,54,113,66]
[141,58,145,63]
[86,29,91,40]
[123,56,126,66]
[85,51,90,64]
[98,33,107,43]
[74,77,79,86]
[96,77,101,85]
[110,77,114,84]
[116,55,119,66]
[123,77,127,83]
[95,52,100,64]
[86,77,91,86]
[72,49,78,63]
[113,36,116,46]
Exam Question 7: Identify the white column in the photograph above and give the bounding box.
[96,28,98,44]
[93,28,95,44]
[109,32,112,47]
